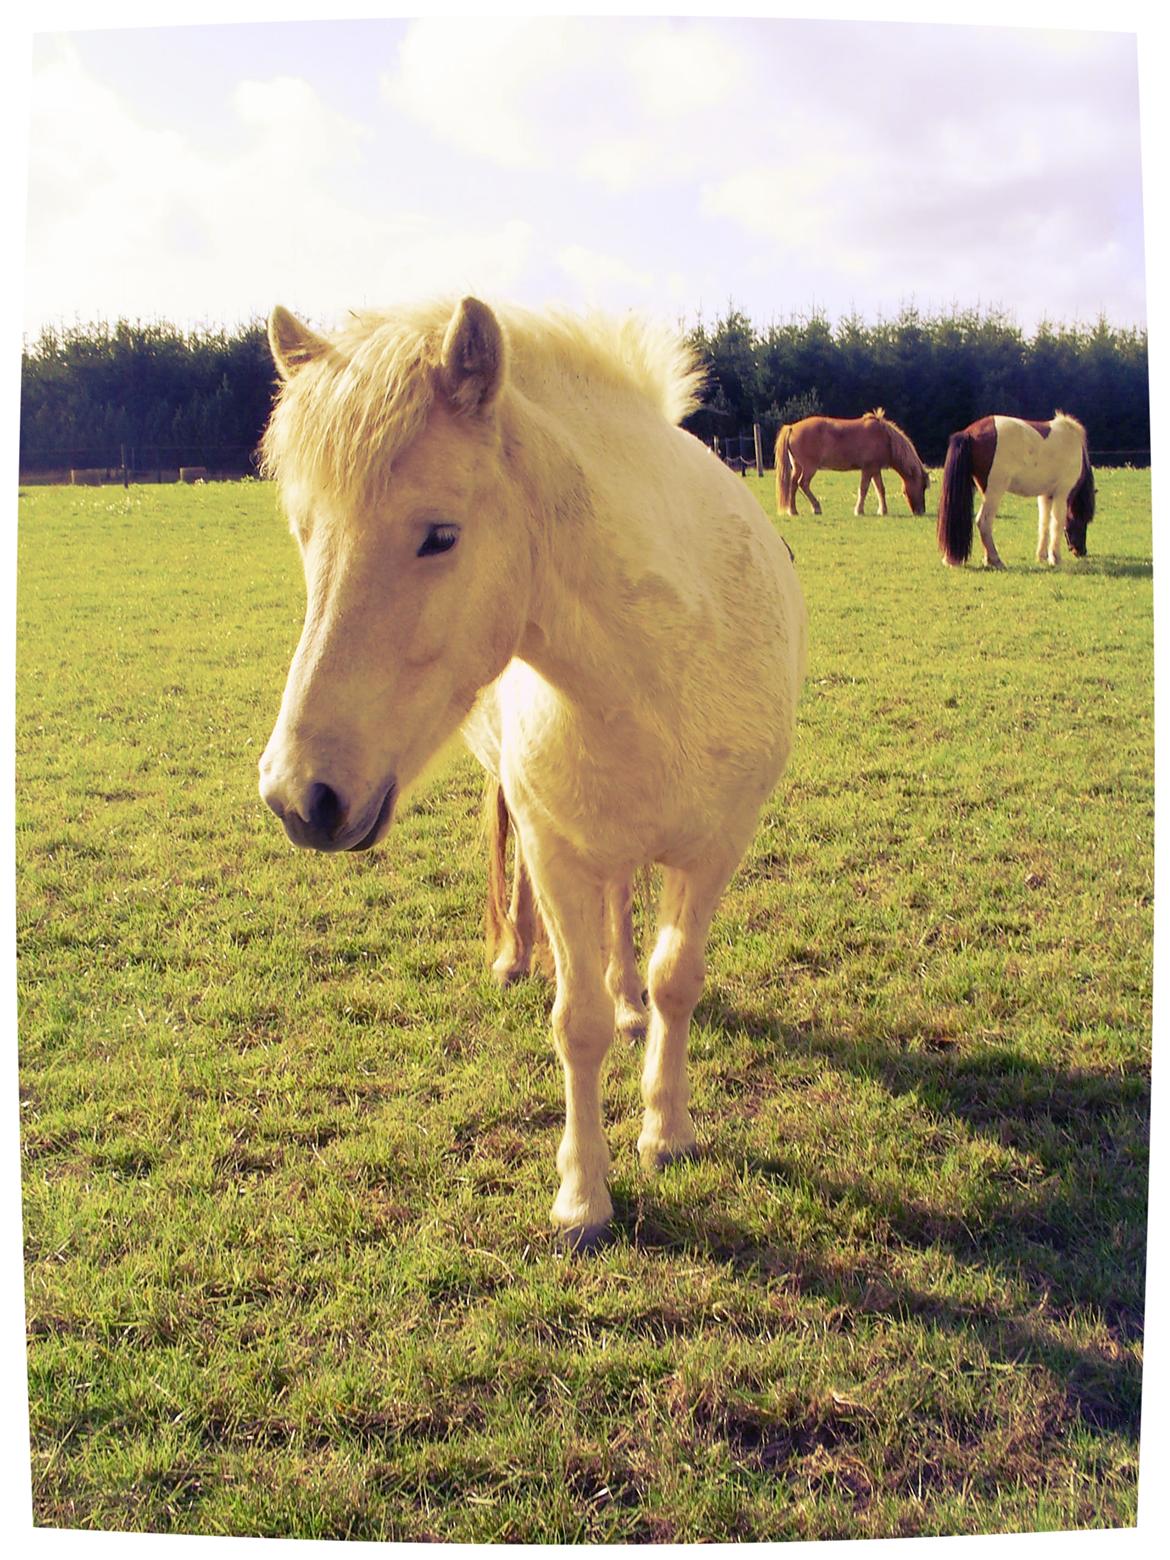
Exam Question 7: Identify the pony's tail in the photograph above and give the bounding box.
[937,432,975,564]
[1068,447,1096,529]
[775,425,794,516]
[481,776,512,967]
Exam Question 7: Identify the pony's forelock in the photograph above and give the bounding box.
[260,303,449,502]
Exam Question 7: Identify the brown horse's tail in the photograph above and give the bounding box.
[937,431,975,564]
[775,425,795,515]
[481,776,512,966]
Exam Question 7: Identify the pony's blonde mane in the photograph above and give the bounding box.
[261,300,704,500]
[865,407,924,475]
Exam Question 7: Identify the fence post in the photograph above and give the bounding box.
[753,423,763,478]
[121,443,128,489]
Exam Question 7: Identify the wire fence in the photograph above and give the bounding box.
[18,436,1151,487]
[18,443,261,486]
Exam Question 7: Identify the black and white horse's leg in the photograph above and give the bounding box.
[605,880,647,1044]
[975,480,1008,569]
[1037,491,1068,567]
[637,841,743,1171]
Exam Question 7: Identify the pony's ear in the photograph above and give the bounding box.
[268,306,330,379]
[439,297,506,416]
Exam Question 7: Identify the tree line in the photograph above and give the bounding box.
[684,305,1149,465]
[19,305,1150,476]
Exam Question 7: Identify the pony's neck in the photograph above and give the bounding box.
[885,428,918,481]
[503,393,661,717]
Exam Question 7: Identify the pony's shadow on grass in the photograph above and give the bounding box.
[606,988,1148,1437]
[1073,554,1152,578]
[613,1180,1141,1440]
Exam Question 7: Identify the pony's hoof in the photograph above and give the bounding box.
[554,1221,613,1255]
[551,1179,613,1243]
[615,998,648,1047]
[638,1136,698,1173]
[491,957,529,988]
[984,559,1007,571]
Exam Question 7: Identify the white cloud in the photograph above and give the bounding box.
[382,16,749,193]
[557,244,654,307]
[23,45,534,332]
[622,24,740,119]
[233,74,369,172]
[380,17,592,169]
[701,162,842,253]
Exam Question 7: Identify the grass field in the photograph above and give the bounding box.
[16,465,1152,1539]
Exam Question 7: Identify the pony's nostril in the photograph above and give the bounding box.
[305,781,345,837]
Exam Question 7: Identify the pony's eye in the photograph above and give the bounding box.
[417,523,459,558]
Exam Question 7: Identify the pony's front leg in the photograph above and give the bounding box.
[1037,493,1064,567]
[872,470,888,515]
[638,850,738,1171]
[605,879,647,1044]
[854,471,871,516]
[523,838,615,1244]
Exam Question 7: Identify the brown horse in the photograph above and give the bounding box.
[775,410,929,518]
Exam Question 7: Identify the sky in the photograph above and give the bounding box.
[17,7,1151,341]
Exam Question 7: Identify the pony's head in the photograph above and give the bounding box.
[258,297,532,852]
[1065,450,1096,557]
[903,464,930,516]
[880,415,929,514]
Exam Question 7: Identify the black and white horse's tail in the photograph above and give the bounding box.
[937,431,975,565]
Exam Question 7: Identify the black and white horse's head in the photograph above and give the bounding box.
[1065,452,1096,557]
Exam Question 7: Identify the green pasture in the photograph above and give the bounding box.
[17,467,1152,1539]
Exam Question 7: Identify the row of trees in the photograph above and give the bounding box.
[19,305,1150,476]
[685,305,1150,465]
[19,320,276,474]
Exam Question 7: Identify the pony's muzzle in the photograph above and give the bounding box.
[260,772,397,853]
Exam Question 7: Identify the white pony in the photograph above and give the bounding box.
[258,296,807,1246]
[936,412,1095,569]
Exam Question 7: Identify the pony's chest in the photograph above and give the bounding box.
[492,666,680,859]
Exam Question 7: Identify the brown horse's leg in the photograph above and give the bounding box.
[855,469,872,516]
[798,466,822,515]
[872,470,888,516]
